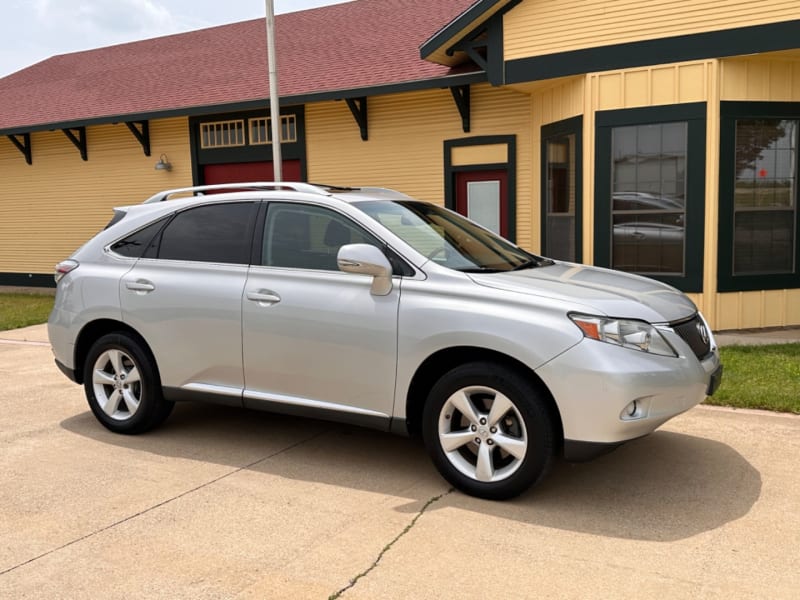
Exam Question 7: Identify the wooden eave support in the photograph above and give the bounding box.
[124,120,151,156]
[62,127,87,161]
[450,85,471,133]
[345,97,368,141]
[8,133,32,165]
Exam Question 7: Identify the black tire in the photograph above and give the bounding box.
[83,332,174,434]
[422,362,555,500]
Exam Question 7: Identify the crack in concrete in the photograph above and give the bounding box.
[328,487,454,600]
[0,428,330,578]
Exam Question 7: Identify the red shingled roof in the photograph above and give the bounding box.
[0,0,480,132]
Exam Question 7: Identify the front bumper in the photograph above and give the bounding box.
[536,330,721,447]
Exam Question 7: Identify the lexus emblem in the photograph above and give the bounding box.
[696,321,709,345]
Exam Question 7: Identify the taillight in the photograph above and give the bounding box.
[54,259,79,283]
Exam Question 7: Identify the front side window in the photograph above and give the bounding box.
[262,203,380,271]
[595,103,706,292]
[718,104,800,292]
[156,202,257,264]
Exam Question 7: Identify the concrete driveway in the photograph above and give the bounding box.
[1,326,798,599]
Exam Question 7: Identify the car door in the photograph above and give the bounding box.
[242,201,400,426]
[120,201,258,399]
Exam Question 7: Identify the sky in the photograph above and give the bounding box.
[0,0,349,78]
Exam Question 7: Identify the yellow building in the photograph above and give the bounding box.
[1,0,799,330]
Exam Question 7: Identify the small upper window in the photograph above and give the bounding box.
[157,203,256,264]
[249,115,298,145]
[200,120,246,149]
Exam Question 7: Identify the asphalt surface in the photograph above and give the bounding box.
[1,325,799,599]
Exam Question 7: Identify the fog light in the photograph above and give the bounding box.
[621,400,640,420]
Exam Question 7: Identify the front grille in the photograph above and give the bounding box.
[671,314,712,359]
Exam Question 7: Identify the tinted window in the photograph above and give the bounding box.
[158,202,256,264]
[110,217,168,258]
[263,203,380,270]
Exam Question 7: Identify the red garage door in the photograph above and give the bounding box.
[203,160,302,185]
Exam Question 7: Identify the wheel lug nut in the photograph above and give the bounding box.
[487,439,494,446]
[490,427,497,434]
[479,418,487,425]
[474,438,481,444]
[471,425,477,431]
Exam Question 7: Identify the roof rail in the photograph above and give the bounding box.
[142,182,331,204]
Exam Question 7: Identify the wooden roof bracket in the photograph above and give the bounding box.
[62,127,87,161]
[345,97,368,141]
[446,10,506,86]
[124,120,151,156]
[450,85,471,133]
[8,133,32,165]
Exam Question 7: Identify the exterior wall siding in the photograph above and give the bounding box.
[714,55,800,328]
[0,118,191,276]
[504,0,800,61]
[305,84,534,247]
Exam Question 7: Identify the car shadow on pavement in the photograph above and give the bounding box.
[60,402,761,543]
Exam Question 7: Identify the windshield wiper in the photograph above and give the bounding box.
[511,256,554,270]
[457,267,504,273]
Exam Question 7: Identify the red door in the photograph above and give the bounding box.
[203,160,302,185]
[455,169,509,238]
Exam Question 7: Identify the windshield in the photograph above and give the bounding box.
[356,200,549,272]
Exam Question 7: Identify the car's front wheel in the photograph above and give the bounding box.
[422,362,556,500]
[83,332,173,434]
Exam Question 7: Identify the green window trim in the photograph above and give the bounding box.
[541,116,583,263]
[594,102,707,293]
[718,101,800,293]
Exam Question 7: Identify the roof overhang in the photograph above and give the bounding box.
[0,71,486,136]
[420,0,519,66]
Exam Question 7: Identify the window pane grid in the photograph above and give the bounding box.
[610,122,687,275]
[199,120,245,149]
[249,115,298,145]
[733,119,798,275]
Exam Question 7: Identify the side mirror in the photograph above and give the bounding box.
[337,244,393,296]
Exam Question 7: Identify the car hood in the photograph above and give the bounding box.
[467,262,697,323]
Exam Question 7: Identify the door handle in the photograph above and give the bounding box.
[125,280,155,293]
[247,290,281,306]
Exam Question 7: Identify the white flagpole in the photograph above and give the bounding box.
[265,0,282,181]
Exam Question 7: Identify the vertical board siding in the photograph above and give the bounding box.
[721,56,800,100]
[305,84,534,246]
[504,0,800,60]
[0,118,191,275]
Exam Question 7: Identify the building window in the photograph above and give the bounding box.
[594,103,706,292]
[200,120,245,149]
[249,115,298,145]
[719,103,800,292]
[542,116,582,262]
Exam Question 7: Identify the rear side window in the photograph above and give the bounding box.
[110,217,168,258]
[157,202,257,264]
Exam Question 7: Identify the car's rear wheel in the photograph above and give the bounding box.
[422,362,555,500]
[83,332,173,434]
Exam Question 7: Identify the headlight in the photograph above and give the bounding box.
[569,314,677,357]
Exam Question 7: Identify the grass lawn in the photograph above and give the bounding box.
[0,293,55,331]
[705,343,800,414]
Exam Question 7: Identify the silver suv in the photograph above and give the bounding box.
[48,183,722,500]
